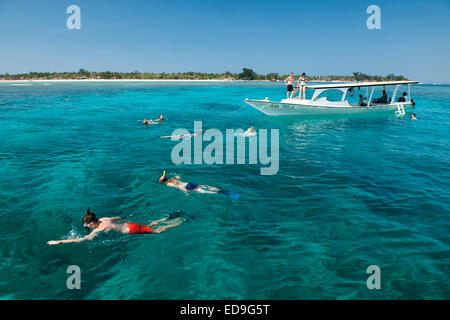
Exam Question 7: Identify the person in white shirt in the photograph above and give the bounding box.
[398,92,408,102]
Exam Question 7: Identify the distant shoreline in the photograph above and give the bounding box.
[0,70,409,83]
[0,79,350,83]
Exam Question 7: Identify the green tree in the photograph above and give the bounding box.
[266,73,279,80]
[238,68,257,80]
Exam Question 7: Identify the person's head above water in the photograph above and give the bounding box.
[159,114,164,120]
[82,208,99,228]
[159,175,169,184]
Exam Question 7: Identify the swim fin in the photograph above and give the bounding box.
[169,210,193,222]
[168,210,184,220]
[219,190,240,201]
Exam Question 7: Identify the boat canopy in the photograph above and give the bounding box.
[306,80,419,90]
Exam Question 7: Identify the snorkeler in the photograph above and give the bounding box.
[46,208,182,245]
[159,172,219,194]
[141,114,164,125]
[161,131,202,139]
[234,127,256,137]
[158,172,240,200]
[243,127,256,137]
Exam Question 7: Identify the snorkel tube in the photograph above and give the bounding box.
[83,208,91,229]
[159,170,169,184]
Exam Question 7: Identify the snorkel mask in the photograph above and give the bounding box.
[83,222,93,229]
[83,208,96,229]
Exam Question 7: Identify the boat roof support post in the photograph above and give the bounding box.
[341,88,349,102]
[408,84,411,102]
[311,89,325,101]
[392,85,399,104]
[367,87,375,107]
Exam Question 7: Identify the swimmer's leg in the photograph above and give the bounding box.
[195,186,218,194]
[153,218,183,233]
[149,217,168,226]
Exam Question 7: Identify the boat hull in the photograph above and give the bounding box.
[243,99,414,116]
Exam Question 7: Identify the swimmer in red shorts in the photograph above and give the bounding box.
[47,208,182,245]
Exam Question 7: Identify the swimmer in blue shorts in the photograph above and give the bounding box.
[159,174,219,194]
[158,172,240,200]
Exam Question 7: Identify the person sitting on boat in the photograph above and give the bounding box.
[297,73,308,99]
[373,90,388,103]
[398,92,408,102]
[284,72,295,99]
[159,173,219,194]
[359,94,367,106]
[46,209,183,245]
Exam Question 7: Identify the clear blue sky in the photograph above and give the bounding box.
[0,0,449,82]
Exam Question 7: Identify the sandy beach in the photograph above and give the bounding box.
[0,79,236,83]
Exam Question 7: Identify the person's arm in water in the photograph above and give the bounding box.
[104,217,121,222]
[47,229,101,245]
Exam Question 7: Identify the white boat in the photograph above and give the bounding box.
[244,80,418,116]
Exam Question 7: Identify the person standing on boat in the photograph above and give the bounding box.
[284,72,295,99]
[297,73,308,99]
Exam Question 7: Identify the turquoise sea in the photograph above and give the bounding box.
[0,81,448,299]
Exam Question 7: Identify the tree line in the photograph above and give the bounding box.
[0,68,408,82]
